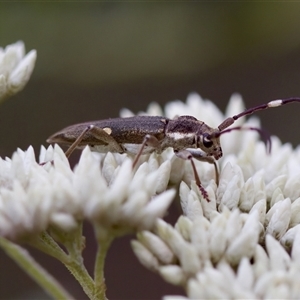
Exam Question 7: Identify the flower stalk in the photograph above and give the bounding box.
[0,237,74,300]
[31,228,96,299]
[93,229,114,300]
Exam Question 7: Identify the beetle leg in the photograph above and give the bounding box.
[64,125,91,158]
[186,149,219,185]
[132,134,159,168]
[65,125,124,158]
[174,149,210,202]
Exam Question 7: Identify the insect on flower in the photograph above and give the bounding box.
[47,97,300,201]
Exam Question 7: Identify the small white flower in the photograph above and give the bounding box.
[159,265,186,286]
[50,212,78,231]
[0,41,36,101]
[179,182,204,221]
[225,211,260,265]
[266,234,291,271]
[136,231,175,264]
[236,257,254,290]
[266,198,291,239]
[290,197,300,228]
[155,218,202,275]
[280,224,300,249]
[253,244,269,278]
[131,240,159,271]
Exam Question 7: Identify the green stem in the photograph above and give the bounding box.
[93,230,113,300]
[0,237,74,300]
[63,224,95,300]
[33,230,95,299]
[31,231,70,263]
[64,258,95,299]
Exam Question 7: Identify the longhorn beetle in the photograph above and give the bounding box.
[47,97,300,201]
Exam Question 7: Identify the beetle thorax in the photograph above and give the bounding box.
[162,116,222,159]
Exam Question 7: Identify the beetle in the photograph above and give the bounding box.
[47,97,300,201]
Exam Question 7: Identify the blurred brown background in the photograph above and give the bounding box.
[1,3,300,300]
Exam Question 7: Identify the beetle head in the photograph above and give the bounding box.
[196,125,223,160]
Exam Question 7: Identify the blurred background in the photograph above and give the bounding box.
[1,2,300,299]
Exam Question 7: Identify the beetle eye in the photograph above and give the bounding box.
[203,134,213,148]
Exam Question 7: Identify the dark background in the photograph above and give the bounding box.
[1,3,300,300]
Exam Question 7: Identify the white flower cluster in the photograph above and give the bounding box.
[162,233,300,299]
[133,193,300,298]
[1,76,300,298]
[134,216,300,299]
[0,41,36,101]
[130,93,300,299]
[0,145,174,240]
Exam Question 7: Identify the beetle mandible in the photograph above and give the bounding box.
[47,97,300,201]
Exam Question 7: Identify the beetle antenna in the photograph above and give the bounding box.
[218,97,300,131]
[213,126,272,153]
